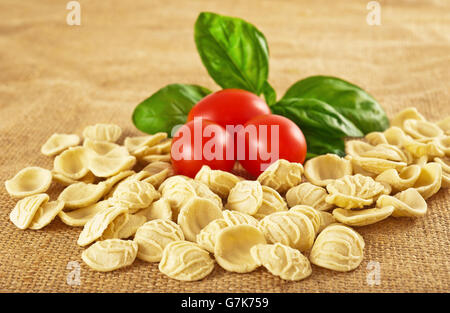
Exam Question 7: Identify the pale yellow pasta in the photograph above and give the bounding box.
[435,136,450,156]
[159,176,197,219]
[345,140,374,157]
[253,186,288,220]
[226,180,263,215]
[134,219,184,262]
[52,170,96,186]
[195,165,240,198]
[412,162,442,199]
[436,116,450,135]
[5,167,52,198]
[28,200,65,230]
[143,138,172,155]
[111,180,157,213]
[257,159,303,193]
[365,132,388,145]
[102,170,135,195]
[177,197,223,242]
[53,147,89,180]
[348,155,407,175]
[326,174,390,209]
[222,210,261,230]
[403,119,443,140]
[375,165,421,192]
[58,181,107,209]
[304,154,352,187]
[383,126,411,147]
[289,205,322,233]
[260,211,315,251]
[83,139,129,158]
[159,241,214,281]
[189,180,223,209]
[77,206,128,246]
[141,161,173,188]
[81,239,137,272]
[83,123,122,142]
[434,157,450,188]
[41,133,80,156]
[141,154,171,163]
[377,188,427,217]
[390,107,425,128]
[135,198,172,221]
[124,133,168,156]
[58,200,110,226]
[214,225,266,273]
[101,213,147,240]
[250,243,312,281]
[285,182,333,211]
[9,193,49,229]
[318,211,336,233]
[196,219,229,253]
[309,224,365,272]
[403,139,445,159]
[360,144,408,163]
[88,154,136,178]
[332,206,394,227]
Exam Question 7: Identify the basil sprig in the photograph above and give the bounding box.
[132,12,390,158]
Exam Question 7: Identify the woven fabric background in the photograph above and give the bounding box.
[0,0,449,293]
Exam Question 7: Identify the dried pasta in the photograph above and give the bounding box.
[226,180,263,215]
[82,239,137,272]
[82,123,122,142]
[195,165,240,198]
[41,133,80,156]
[286,183,333,211]
[5,167,52,198]
[257,159,303,193]
[304,154,352,186]
[332,206,394,226]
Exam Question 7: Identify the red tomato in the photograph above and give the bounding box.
[238,114,307,177]
[187,89,271,129]
[171,119,235,178]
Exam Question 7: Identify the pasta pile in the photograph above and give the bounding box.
[4,108,449,281]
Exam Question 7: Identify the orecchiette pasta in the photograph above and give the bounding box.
[52,170,96,186]
[257,159,303,193]
[412,162,442,199]
[159,176,197,219]
[304,154,352,186]
[325,174,390,209]
[134,219,184,262]
[403,139,445,159]
[253,186,288,220]
[81,239,138,272]
[83,139,128,158]
[58,200,110,226]
[195,165,240,198]
[111,180,157,213]
[436,117,450,135]
[159,241,214,281]
[41,133,80,156]
[332,206,394,227]
[377,188,427,217]
[318,211,336,233]
[28,200,65,230]
[289,205,322,233]
[88,154,136,178]
[53,146,89,180]
[250,243,312,281]
[141,154,171,163]
[403,119,443,140]
[222,210,261,230]
[348,155,407,175]
[101,213,147,240]
[189,180,223,209]
[58,181,107,209]
[285,183,333,211]
[375,165,421,192]
[141,161,174,188]
[177,197,223,241]
[5,167,52,198]
[434,157,450,188]
[124,133,168,156]
[135,198,172,221]
[309,224,365,272]
[226,180,263,215]
[9,193,49,229]
[214,225,266,273]
[196,219,229,253]
[82,123,122,142]
[390,107,425,128]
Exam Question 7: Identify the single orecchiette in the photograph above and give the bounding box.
[101,213,146,240]
[58,181,107,209]
[309,224,365,272]
[318,211,336,233]
[332,206,394,226]
[289,205,322,233]
[58,200,110,226]
[28,200,65,230]
[411,162,442,199]
[347,155,407,175]
[195,165,240,198]
[403,119,444,140]
[285,182,333,211]
[222,210,261,230]
[9,193,49,229]
[111,180,157,213]
[326,174,390,209]
[250,243,312,281]
[257,159,303,193]
[436,116,450,135]
[390,107,425,128]
[304,154,352,187]
[141,161,174,188]
[41,133,80,156]
[434,157,450,188]
[375,164,421,192]
[53,146,89,180]
[253,186,288,220]
[196,219,229,253]
[82,123,122,142]
[159,240,214,281]
[214,225,266,273]
[377,188,427,217]
[124,133,168,156]
[135,198,172,221]
[226,180,263,215]
[5,167,52,198]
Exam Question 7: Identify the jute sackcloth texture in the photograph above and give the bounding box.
[0,0,449,292]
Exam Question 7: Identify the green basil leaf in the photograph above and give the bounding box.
[282,76,389,134]
[132,84,211,135]
[194,12,269,95]
[271,98,363,138]
[303,131,345,160]
[262,81,277,106]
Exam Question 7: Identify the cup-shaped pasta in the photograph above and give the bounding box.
[141,154,171,163]
[318,211,336,233]
[88,154,136,178]
[141,161,173,188]
[436,117,450,135]
[135,198,172,221]
[375,165,421,192]
[111,180,157,213]
[304,154,352,187]
[226,180,263,215]
[332,206,394,227]
[52,170,96,186]
[326,174,390,209]
[58,181,107,209]
[143,138,172,155]
[435,136,450,157]
[253,186,288,220]
[289,205,322,233]
[82,123,122,142]
[84,139,129,158]
[28,200,65,230]
[196,219,229,253]
[58,200,110,226]
[309,224,365,272]
[257,159,303,193]
[189,180,223,209]
[250,243,312,281]
[390,107,425,128]
[214,225,266,273]
[360,144,408,163]
[412,162,442,199]
[286,183,333,211]
[82,239,137,272]
[53,147,89,180]
[41,133,80,156]
[159,176,197,219]
[260,211,315,251]
[434,157,450,188]
[377,188,427,217]
[348,155,407,175]
[77,206,128,246]
[101,213,147,240]
[9,193,49,229]
[403,120,443,140]
[403,139,445,159]
[383,127,411,147]
[134,219,184,262]
[5,167,52,198]
[177,197,223,241]
[195,165,240,198]
[345,140,374,157]
[222,210,261,230]
[159,241,214,281]
[365,132,388,145]
[124,133,168,156]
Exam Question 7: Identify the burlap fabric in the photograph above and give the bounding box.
[0,0,449,293]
